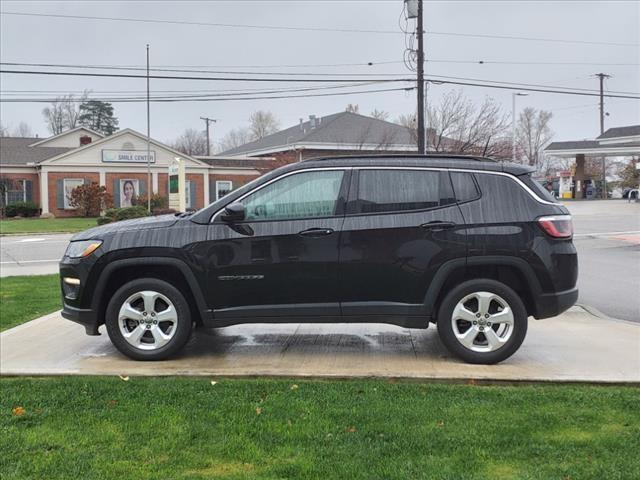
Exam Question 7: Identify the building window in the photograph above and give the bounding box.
[5,180,26,205]
[216,180,233,200]
[63,178,84,209]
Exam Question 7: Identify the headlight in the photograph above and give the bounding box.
[65,240,103,258]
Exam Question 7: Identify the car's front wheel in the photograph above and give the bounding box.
[437,279,528,364]
[105,278,192,360]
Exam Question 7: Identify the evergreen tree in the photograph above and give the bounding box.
[78,100,119,135]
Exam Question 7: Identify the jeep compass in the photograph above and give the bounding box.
[59,155,578,364]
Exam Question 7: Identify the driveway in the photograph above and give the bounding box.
[2,307,638,382]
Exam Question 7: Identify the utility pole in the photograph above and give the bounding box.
[595,73,611,199]
[200,116,217,156]
[416,0,425,154]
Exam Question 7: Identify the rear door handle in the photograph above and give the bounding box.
[420,221,456,231]
[298,227,334,237]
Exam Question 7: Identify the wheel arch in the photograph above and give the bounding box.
[91,257,210,328]
[424,256,542,321]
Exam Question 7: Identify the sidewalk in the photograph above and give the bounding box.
[1,307,638,382]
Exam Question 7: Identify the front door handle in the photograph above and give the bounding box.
[420,221,456,231]
[298,228,334,237]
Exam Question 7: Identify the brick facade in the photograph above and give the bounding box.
[47,172,100,217]
[1,172,40,207]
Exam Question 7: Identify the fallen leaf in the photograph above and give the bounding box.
[290,384,298,390]
[210,381,218,386]
[107,400,118,407]
[255,407,262,415]
[12,406,25,416]
[346,426,357,433]
[119,375,129,382]
[467,378,476,385]
[437,421,445,428]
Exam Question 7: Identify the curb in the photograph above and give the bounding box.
[574,303,638,325]
[0,232,76,236]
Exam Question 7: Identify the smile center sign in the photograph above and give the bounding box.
[102,150,156,163]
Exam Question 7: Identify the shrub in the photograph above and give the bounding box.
[5,201,39,218]
[69,183,113,217]
[136,194,168,210]
[96,216,113,225]
[114,206,149,221]
[152,208,177,216]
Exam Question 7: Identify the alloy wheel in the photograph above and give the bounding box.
[118,290,178,351]
[450,291,514,353]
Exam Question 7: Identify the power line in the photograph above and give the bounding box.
[0,85,417,103]
[2,11,637,47]
[427,59,639,66]
[0,68,411,83]
[2,63,638,96]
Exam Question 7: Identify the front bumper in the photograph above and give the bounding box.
[61,303,101,335]
[533,287,579,319]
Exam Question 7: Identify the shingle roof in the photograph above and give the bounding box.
[545,139,640,153]
[0,137,75,165]
[219,111,417,156]
[596,125,640,140]
[545,140,601,151]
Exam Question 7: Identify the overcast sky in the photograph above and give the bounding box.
[1,0,638,148]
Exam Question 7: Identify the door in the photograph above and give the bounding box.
[207,168,349,320]
[339,168,466,317]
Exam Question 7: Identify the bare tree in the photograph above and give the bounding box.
[249,111,280,140]
[370,109,390,121]
[345,104,360,113]
[427,90,510,158]
[170,129,209,156]
[41,93,89,134]
[12,122,34,137]
[516,107,554,168]
[0,122,9,137]
[42,100,66,135]
[394,113,418,145]
[218,127,253,152]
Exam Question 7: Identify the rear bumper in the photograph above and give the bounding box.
[533,287,579,319]
[61,303,101,336]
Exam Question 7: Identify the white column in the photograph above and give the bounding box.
[99,169,106,187]
[203,172,210,206]
[152,171,159,194]
[40,169,49,214]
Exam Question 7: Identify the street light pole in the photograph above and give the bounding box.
[146,44,151,212]
[512,92,527,162]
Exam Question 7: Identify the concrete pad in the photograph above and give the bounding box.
[1,308,639,383]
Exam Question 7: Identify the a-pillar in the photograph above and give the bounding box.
[573,154,586,199]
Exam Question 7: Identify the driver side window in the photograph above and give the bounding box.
[241,170,345,221]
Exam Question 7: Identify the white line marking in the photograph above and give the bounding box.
[19,238,46,243]
[0,259,60,264]
[574,230,640,237]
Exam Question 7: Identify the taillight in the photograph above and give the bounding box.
[537,215,573,238]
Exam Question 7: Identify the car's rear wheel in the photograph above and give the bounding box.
[105,278,192,361]
[437,279,527,364]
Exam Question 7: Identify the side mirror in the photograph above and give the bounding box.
[220,202,245,222]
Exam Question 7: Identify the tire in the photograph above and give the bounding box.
[105,278,192,361]
[436,279,528,364]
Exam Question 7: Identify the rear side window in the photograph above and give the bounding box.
[353,170,452,214]
[520,174,559,203]
[449,172,480,203]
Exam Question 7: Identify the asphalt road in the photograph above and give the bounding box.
[1,200,638,321]
[0,233,71,277]
[566,200,640,323]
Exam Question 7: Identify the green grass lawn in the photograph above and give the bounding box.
[0,377,638,480]
[0,217,98,234]
[0,275,60,331]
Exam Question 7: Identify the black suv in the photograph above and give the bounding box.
[60,155,578,364]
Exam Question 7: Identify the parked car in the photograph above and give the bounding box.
[59,155,578,364]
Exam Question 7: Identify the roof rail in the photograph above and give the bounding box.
[302,153,499,163]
